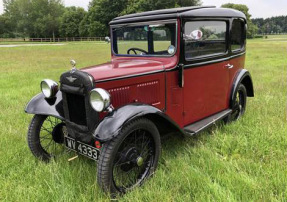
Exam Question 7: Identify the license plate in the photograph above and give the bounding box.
[65,137,100,161]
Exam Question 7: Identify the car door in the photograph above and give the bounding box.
[182,20,230,125]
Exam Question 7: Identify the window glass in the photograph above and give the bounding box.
[116,27,148,55]
[231,19,245,51]
[113,22,176,56]
[153,28,172,53]
[184,21,227,59]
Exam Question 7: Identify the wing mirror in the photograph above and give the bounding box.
[105,36,110,43]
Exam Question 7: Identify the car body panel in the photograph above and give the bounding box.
[82,56,178,81]
[25,92,64,120]
[96,73,166,112]
[183,60,230,125]
[93,104,185,142]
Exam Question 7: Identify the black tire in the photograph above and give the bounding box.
[97,118,161,195]
[27,115,66,162]
[225,84,247,123]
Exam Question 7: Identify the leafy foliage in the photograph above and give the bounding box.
[2,0,64,38]
[221,3,258,38]
[3,1,285,38]
[122,0,201,15]
[60,7,87,37]
[1,0,201,37]
[252,16,287,34]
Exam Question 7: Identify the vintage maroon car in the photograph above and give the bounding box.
[25,6,254,194]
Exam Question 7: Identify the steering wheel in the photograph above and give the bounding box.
[127,48,148,55]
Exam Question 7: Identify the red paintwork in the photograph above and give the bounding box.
[81,18,245,128]
[82,56,178,82]
[183,61,229,125]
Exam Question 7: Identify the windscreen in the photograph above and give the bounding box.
[112,22,177,56]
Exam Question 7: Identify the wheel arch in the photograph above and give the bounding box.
[241,75,254,97]
[93,104,185,142]
[25,92,64,120]
[230,69,254,108]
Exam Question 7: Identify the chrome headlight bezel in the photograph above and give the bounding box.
[40,79,59,98]
[89,88,111,112]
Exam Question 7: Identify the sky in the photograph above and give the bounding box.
[0,0,286,19]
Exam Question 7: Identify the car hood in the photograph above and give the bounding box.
[81,57,175,82]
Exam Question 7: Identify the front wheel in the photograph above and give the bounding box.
[97,118,161,195]
[27,115,67,162]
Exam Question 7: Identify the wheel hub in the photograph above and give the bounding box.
[120,147,144,171]
[52,123,65,144]
[136,156,144,167]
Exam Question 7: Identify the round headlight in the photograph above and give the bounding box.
[40,79,58,98]
[89,88,111,112]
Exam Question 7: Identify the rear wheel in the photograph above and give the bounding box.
[97,118,161,195]
[225,84,247,123]
[27,115,67,162]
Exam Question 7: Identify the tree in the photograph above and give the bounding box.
[122,0,201,15]
[221,3,258,38]
[253,16,287,34]
[79,0,129,37]
[29,0,64,38]
[82,0,201,37]
[60,7,87,37]
[2,0,64,38]
[0,14,14,37]
[3,0,32,37]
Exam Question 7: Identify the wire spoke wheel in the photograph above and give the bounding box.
[97,118,161,195]
[39,116,65,157]
[28,115,67,161]
[112,129,155,191]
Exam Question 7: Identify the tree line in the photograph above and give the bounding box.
[0,0,281,39]
[252,16,287,34]
[0,0,201,38]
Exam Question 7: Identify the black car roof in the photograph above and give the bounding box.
[110,6,246,25]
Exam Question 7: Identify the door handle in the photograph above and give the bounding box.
[225,64,234,69]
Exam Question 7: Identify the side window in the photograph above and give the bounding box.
[231,19,245,52]
[184,21,227,59]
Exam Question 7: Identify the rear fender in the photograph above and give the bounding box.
[230,69,254,108]
[93,104,184,142]
[25,92,64,120]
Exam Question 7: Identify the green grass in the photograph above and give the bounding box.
[0,38,286,201]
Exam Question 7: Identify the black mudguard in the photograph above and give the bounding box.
[25,92,64,120]
[230,69,254,108]
[93,104,184,142]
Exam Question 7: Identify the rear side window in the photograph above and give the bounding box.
[231,19,245,52]
[184,21,227,59]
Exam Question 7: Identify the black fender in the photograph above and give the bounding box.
[230,69,254,108]
[25,92,64,120]
[93,104,185,142]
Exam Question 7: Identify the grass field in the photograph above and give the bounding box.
[0,37,286,201]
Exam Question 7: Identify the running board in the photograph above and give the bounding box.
[184,109,232,136]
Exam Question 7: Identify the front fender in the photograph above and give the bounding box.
[93,104,184,142]
[25,92,64,120]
